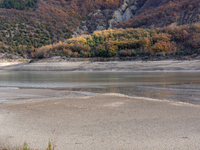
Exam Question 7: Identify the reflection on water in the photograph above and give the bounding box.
[0,71,200,104]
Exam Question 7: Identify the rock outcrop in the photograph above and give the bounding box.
[81,9,114,34]
[76,0,200,35]
[108,0,138,29]
[79,0,146,34]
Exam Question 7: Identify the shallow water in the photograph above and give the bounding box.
[0,71,200,104]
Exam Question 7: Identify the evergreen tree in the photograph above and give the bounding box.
[0,0,37,10]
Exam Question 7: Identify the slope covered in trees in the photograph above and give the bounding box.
[0,0,200,60]
[0,0,37,10]
[0,0,124,56]
[31,23,200,60]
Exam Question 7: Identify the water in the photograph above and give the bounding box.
[0,71,200,104]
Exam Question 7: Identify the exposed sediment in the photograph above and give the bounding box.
[1,93,200,149]
[0,60,200,71]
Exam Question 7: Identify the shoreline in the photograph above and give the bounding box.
[0,60,200,71]
[1,61,200,149]
[0,88,198,106]
[0,83,200,105]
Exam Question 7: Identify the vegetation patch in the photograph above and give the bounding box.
[30,24,200,59]
[0,0,37,10]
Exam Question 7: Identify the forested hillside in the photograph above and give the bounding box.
[0,0,199,60]
[0,0,37,10]
[0,0,123,56]
[31,23,200,60]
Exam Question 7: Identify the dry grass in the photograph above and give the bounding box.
[0,141,56,150]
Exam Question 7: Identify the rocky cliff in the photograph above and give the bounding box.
[80,0,146,34]
[78,0,200,34]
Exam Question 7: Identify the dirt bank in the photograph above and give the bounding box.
[0,60,200,71]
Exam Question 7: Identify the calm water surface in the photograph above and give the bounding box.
[0,71,200,104]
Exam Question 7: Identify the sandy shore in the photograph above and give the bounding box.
[1,88,200,149]
[0,60,200,71]
[1,61,200,149]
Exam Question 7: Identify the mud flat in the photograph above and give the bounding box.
[0,60,200,71]
[0,90,200,149]
[1,60,200,149]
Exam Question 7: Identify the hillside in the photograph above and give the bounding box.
[117,0,200,29]
[82,0,200,33]
[0,0,124,56]
[0,0,199,59]
[30,24,200,61]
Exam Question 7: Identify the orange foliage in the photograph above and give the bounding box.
[151,41,169,53]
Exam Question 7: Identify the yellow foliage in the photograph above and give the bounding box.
[93,31,103,36]
[76,37,87,44]
[151,41,169,52]
[152,42,164,52]
[140,37,151,48]
[152,33,171,43]
[108,45,118,56]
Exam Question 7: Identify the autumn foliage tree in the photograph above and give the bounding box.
[29,23,200,59]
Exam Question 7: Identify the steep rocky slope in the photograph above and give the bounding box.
[82,0,200,33]
[81,0,147,33]
[117,0,200,28]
